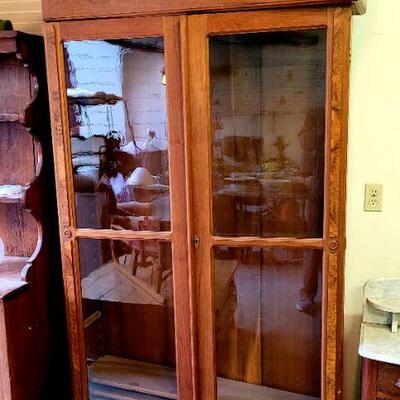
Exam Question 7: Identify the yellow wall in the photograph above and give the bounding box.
[1,0,398,399]
[345,0,400,398]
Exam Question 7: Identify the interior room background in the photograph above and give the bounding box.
[1,0,399,398]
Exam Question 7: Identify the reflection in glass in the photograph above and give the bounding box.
[214,247,322,399]
[210,30,326,238]
[78,238,177,399]
[64,38,170,231]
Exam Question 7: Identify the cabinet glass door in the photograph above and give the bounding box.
[211,29,325,397]
[189,9,346,400]
[51,16,193,400]
[63,35,178,400]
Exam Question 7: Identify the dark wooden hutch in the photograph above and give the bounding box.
[0,31,68,400]
[42,1,366,399]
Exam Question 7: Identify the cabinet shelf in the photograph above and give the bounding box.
[0,113,21,123]
[67,88,122,106]
[0,256,29,299]
[0,185,28,204]
[89,356,318,400]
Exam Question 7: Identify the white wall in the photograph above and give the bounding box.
[345,0,400,398]
[123,49,167,142]
[64,41,125,139]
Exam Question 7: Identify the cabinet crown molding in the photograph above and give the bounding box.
[42,0,366,21]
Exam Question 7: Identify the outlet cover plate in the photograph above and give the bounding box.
[364,183,383,212]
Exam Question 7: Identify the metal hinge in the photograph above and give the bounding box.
[193,235,200,249]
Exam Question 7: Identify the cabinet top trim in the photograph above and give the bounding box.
[42,0,366,22]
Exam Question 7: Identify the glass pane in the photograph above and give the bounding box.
[78,238,177,399]
[214,247,322,399]
[64,38,170,231]
[210,30,326,238]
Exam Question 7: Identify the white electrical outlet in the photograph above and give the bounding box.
[364,183,383,212]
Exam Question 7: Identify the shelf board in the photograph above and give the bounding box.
[367,297,400,313]
[67,89,122,106]
[0,185,28,204]
[0,113,21,123]
[90,382,166,400]
[89,356,176,399]
[89,355,319,400]
[81,260,166,306]
[0,256,29,299]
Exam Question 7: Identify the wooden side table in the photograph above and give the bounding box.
[360,278,400,400]
[362,357,400,400]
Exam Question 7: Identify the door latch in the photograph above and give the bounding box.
[193,235,200,249]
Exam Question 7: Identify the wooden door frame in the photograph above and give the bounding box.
[187,7,350,400]
[43,15,196,400]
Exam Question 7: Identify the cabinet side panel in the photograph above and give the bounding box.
[0,302,11,400]
[43,23,86,400]
[2,292,47,400]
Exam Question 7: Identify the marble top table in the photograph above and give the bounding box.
[359,278,400,365]
[359,323,400,365]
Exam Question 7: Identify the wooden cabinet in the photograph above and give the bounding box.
[0,31,68,400]
[42,1,364,399]
[362,358,400,400]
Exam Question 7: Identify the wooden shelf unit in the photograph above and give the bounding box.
[0,257,29,299]
[0,31,69,400]
[0,185,28,204]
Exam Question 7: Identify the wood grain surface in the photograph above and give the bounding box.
[42,0,359,21]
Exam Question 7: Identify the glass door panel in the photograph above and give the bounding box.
[214,247,322,399]
[187,11,331,399]
[210,30,326,238]
[208,28,327,399]
[64,38,170,231]
[61,30,182,400]
[78,238,177,399]
[48,15,193,400]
